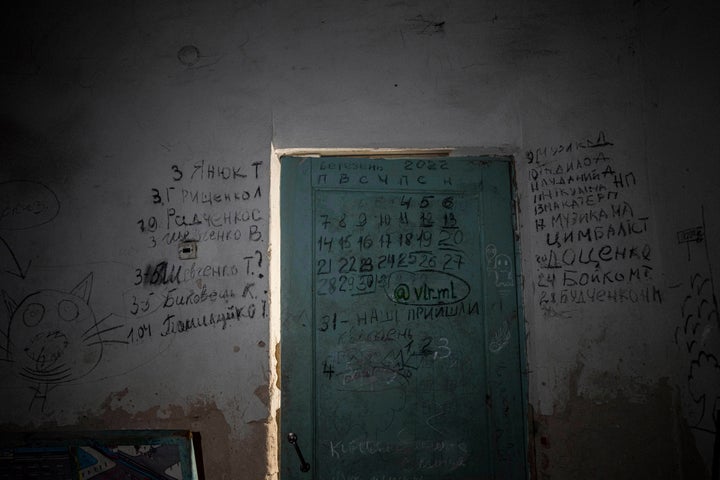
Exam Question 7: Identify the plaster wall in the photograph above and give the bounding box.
[1,1,718,478]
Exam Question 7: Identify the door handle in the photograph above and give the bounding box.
[287,432,311,472]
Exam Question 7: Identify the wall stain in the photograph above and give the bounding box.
[534,362,707,479]
[92,395,235,479]
[234,419,269,480]
[0,391,271,480]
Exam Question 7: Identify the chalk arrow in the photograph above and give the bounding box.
[0,237,31,280]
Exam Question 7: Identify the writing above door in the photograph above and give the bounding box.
[281,156,527,480]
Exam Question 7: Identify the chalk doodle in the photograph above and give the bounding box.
[0,180,60,231]
[489,322,512,354]
[0,180,62,280]
[677,226,704,261]
[675,272,720,433]
[486,244,514,287]
[1,273,127,412]
[674,207,720,441]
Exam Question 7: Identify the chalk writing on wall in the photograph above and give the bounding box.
[526,131,662,310]
[126,160,267,345]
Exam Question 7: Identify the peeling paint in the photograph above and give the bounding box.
[266,341,283,480]
[255,384,270,408]
[274,342,282,391]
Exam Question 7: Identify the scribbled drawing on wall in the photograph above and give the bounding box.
[489,322,511,354]
[0,180,61,232]
[674,206,720,441]
[1,273,127,412]
[677,225,704,261]
[675,272,720,433]
[0,180,62,280]
[494,254,514,287]
[486,244,514,287]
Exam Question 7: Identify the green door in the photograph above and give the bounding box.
[280,156,526,480]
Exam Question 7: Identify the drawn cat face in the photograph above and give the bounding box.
[3,273,103,385]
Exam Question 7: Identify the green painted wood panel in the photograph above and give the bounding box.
[281,157,526,480]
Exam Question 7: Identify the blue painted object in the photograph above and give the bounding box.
[281,156,528,479]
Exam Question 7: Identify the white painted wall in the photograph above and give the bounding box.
[1,1,717,478]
